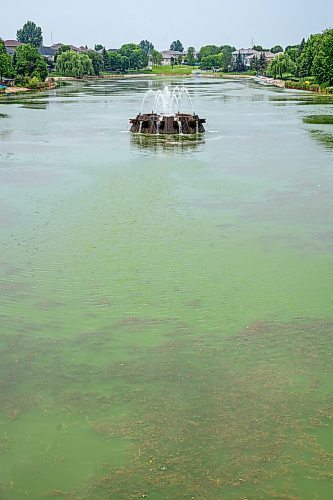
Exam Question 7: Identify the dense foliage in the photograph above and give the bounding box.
[199,45,235,71]
[139,40,154,55]
[55,51,94,78]
[0,39,13,81]
[17,21,43,47]
[266,54,295,78]
[2,19,333,89]
[170,40,184,52]
[267,28,333,86]
[15,44,48,82]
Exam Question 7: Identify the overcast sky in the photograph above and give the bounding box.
[1,0,332,50]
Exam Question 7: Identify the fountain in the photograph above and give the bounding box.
[130,86,206,135]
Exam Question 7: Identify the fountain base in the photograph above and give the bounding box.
[130,113,206,135]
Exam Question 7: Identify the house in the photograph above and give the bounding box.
[51,43,88,53]
[232,48,260,66]
[161,50,186,65]
[38,46,56,64]
[4,39,22,55]
[232,48,283,69]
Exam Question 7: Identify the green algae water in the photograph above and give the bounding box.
[0,78,333,499]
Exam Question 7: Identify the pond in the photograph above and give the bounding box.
[0,77,333,499]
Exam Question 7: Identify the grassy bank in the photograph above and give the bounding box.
[152,65,196,75]
[285,80,333,93]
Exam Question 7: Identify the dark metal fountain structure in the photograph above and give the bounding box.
[129,86,206,135]
[130,113,206,135]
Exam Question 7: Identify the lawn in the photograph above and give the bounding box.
[152,65,196,75]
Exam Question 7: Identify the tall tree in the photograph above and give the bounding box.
[170,40,184,52]
[250,55,259,72]
[119,44,148,69]
[312,29,333,85]
[285,45,300,62]
[186,47,196,65]
[54,44,71,62]
[17,21,43,47]
[271,45,283,54]
[252,45,268,52]
[258,52,267,73]
[266,54,295,79]
[94,44,103,51]
[198,45,220,61]
[102,48,110,71]
[15,44,48,81]
[219,45,236,71]
[55,51,94,78]
[86,50,103,75]
[297,34,321,77]
[296,38,306,58]
[151,49,162,66]
[139,40,154,55]
[234,52,245,72]
[0,39,13,81]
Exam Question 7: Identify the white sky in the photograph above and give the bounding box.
[1,0,333,50]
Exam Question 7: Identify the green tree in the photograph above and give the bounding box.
[139,40,154,55]
[0,39,13,81]
[219,45,236,71]
[297,34,321,77]
[258,52,267,73]
[55,50,94,78]
[102,48,110,71]
[198,45,220,61]
[151,49,163,66]
[296,38,306,58]
[15,44,48,81]
[285,45,300,62]
[86,50,103,75]
[17,21,43,47]
[170,40,184,52]
[312,29,333,85]
[266,54,296,79]
[271,45,283,54]
[234,52,245,72]
[170,56,175,68]
[94,44,103,51]
[200,53,223,70]
[54,45,71,62]
[186,46,196,65]
[250,55,259,72]
[177,54,183,65]
[252,45,268,52]
[119,44,148,69]
[108,51,128,72]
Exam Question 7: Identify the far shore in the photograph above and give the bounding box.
[7,73,331,97]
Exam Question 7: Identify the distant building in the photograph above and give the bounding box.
[232,48,283,69]
[38,46,56,65]
[4,39,22,55]
[161,50,186,65]
[232,48,260,66]
[51,43,89,53]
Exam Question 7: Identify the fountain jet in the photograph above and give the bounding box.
[130,86,205,135]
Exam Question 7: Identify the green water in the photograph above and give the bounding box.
[0,78,333,499]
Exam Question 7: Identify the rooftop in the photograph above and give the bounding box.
[4,40,22,47]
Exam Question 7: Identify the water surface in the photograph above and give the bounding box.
[0,78,333,499]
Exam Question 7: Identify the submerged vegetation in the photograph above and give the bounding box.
[304,114,333,124]
[0,318,332,498]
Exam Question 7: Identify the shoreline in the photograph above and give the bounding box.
[2,74,331,97]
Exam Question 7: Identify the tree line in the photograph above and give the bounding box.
[1,20,333,88]
[266,30,333,86]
